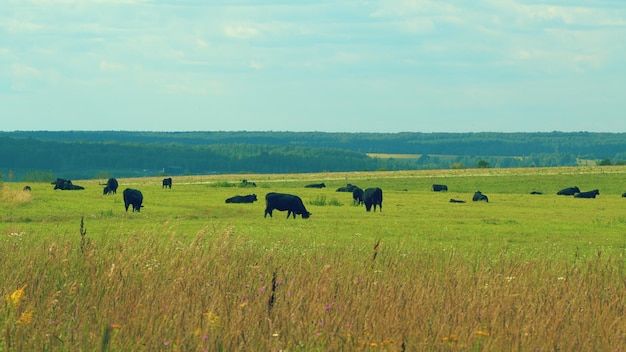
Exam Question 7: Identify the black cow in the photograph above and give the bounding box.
[51,178,84,190]
[352,187,364,205]
[432,184,448,192]
[103,178,119,195]
[123,188,144,212]
[225,194,258,203]
[264,192,311,219]
[530,191,543,195]
[23,185,31,191]
[52,178,70,189]
[162,178,172,189]
[305,183,326,188]
[336,184,359,192]
[574,189,600,198]
[51,178,64,189]
[557,186,580,196]
[622,192,626,198]
[241,179,256,187]
[449,198,466,203]
[472,191,489,202]
[363,187,383,212]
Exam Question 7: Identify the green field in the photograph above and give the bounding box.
[2,166,626,351]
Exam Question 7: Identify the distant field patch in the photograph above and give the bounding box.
[367,153,423,159]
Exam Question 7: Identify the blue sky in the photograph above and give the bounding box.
[2,0,625,133]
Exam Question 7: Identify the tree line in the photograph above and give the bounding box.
[1,131,624,181]
[4,130,625,157]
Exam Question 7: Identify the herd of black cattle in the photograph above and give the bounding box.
[33,177,620,219]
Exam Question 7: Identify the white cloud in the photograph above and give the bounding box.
[223,25,260,39]
[196,38,208,48]
[14,0,80,4]
[249,60,263,70]
[10,63,57,91]
[99,61,127,72]
[12,63,41,78]
[2,19,44,33]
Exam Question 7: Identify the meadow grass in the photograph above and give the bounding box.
[2,166,626,351]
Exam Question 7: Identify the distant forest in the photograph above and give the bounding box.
[1,131,625,181]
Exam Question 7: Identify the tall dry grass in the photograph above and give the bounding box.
[0,186,32,205]
[3,223,626,351]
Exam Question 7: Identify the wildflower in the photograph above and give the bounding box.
[6,284,27,306]
[325,305,332,311]
[203,312,220,328]
[17,310,34,325]
[381,338,394,345]
[442,334,458,342]
[475,330,490,336]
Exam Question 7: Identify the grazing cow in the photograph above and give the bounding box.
[363,187,383,212]
[103,178,119,195]
[432,184,448,192]
[264,192,311,219]
[530,191,543,195]
[336,184,359,192]
[225,194,258,203]
[622,192,626,198]
[472,191,489,202]
[305,183,326,188]
[557,186,580,196]
[162,177,172,189]
[449,198,466,203]
[352,187,364,205]
[123,188,144,212]
[23,185,31,191]
[574,189,600,198]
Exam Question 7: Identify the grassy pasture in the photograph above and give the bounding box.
[2,166,626,351]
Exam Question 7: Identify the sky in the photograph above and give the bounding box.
[1,0,625,133]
